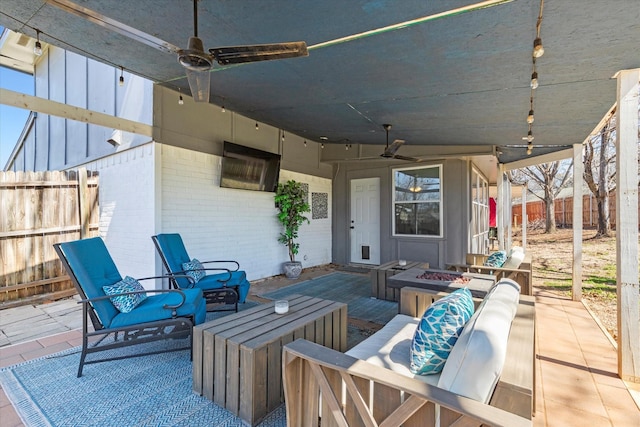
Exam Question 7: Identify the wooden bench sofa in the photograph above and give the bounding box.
[447,252,533,296]
[282,285,535,427]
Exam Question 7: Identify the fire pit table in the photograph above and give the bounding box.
[387,267,496,303]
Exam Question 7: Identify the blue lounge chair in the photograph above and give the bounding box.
[152,233,251,312]
[54,237,207,377]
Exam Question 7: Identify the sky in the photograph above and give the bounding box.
[0,27,34,169]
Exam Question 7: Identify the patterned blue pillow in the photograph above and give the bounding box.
[182,258,205,283]
[483,251,507,268]
[103,276,148,313]
[410,288,474,375]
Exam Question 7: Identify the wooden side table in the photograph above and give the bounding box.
[192,295,347,426]
[370,260,429,301]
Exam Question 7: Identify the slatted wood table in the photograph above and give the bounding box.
[192,295,347,426]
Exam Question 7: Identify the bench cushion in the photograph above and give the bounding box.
[437,279,520,403]
[345,314,440,386]
[503,248,525,269]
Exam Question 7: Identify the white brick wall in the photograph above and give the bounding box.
[83,143,158,288]
[160,145,332,280]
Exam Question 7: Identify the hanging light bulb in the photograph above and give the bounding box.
[526,143,533,155]
[118,67,124,87]
[303,140,307,147]
[532,37,544,58]
[522,130,534,143]
[281,131,285,142]
[530,72,539,89]
[320,143,324,149]
[527,110,535,124]
[255,122,259,130]
[34,30,43,56]
[178,88,184,105]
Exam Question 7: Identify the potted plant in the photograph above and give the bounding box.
[275,180,310,278]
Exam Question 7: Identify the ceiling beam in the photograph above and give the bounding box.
[0,88,153,137]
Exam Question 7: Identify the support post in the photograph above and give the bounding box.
[496,164,505,251]
[77,167,89,239]
[522,182,527,252]
[615,69,639,383]
[572,144,583,301]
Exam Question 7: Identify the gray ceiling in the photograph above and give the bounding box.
[1,0,638,164]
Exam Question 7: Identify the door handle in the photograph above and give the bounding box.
[350,226,355,229]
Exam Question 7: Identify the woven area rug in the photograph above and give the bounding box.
[259,272,398,325]
[0,302,287,427]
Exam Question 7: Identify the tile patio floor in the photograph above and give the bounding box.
[1,270,639,426]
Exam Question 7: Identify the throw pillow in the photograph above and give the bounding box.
[410,287,475,375]
[103,276,148,313]
[483,251,507,268]
[182,258,206,283]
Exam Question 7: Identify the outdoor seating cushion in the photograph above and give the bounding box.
[345,314,440,386]
[483,250,507,268]
[503,248,526,269]
[154,233,250,303]
[103,276,148,313]
[109,288,207,328]
[437,279,521,403]
[182,258,206,283]
[410,287,474,375]
[57,237,125,327]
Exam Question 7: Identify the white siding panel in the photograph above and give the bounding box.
[82,144,158,288]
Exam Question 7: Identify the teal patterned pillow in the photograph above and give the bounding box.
[103,276,148,313]
[182,258,205,283]
[410,288,474,375]
[483,251,507,268]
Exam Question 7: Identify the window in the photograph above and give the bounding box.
[471,167,489,253]
[393,165,442,237]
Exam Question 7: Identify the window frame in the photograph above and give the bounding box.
[391,164,443,238]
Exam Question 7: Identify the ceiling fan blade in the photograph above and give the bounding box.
[382,139,405,157]
[210,42,308,65]
[185,68,211,103]
[393,154,424,162]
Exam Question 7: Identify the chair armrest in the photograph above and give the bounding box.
[78,288,188,311]
[169,269,233,287]
[201,260,240,271]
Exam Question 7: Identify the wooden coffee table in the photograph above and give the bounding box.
[192,295,347,426]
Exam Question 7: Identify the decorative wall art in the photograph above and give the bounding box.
[312,192,328,219]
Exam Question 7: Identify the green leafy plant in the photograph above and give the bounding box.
[275,180,310,262]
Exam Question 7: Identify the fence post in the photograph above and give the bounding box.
[78,168,89,239]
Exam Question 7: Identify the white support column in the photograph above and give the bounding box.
[505,176,512,252]
[522,182,527,252]
[497,164,505,251]
[615,68,639,383]
[572,143,583,301]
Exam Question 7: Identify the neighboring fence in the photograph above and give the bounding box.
[512,189,640,229]
[0,169,99,307]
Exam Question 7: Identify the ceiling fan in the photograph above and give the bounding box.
[178,0,308,102]
[377,124,424,162]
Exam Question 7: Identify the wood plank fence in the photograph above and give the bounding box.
[512,188,640,229]
[0,169,99,307]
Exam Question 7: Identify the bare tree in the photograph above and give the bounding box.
[509,160,573,233]
[584,113,616,236]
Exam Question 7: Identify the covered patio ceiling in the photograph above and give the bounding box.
[0,0,638,165]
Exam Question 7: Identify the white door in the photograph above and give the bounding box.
[350,178,380,265]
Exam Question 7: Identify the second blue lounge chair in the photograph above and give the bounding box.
[152,233,251,312]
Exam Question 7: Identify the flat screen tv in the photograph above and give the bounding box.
[220,141,281,192]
